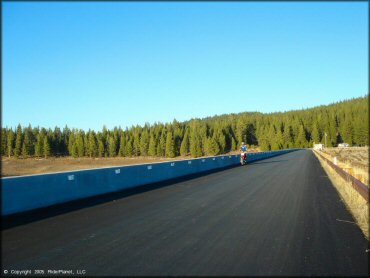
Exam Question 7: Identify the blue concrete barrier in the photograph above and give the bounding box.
[1,149,299,216]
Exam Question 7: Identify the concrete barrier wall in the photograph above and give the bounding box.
[1,149,298,216]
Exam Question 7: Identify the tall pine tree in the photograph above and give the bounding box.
[118,134,127,157]
[35,134,43,157]
[88,132,98,157]
[165,131,175,158]
[43,136,51,158]
[180,128,190,156]
[148,134,157,157]
[14,124,23,158]
[7,129,15,157]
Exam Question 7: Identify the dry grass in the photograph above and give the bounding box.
[1,148,259,178]
[1,156,188,177]
[313,150,369,240]
[321,147,369,187]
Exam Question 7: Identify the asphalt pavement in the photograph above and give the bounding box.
[2,149,369,276]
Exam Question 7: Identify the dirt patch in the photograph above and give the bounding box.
[322,147,368,168]
[321,147,369,186]
[1,156,185,177]
[1,150,249,177]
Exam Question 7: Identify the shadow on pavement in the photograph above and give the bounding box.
[2,164,239,230]
[249,159,288,165]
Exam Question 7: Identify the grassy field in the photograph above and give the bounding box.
[321,147,369,186]
[1,149,259,177]
[313,150,369,240]
[1,156,190,177]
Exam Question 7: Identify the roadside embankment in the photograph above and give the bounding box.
[321,147,368,187]
[313,149,369,240]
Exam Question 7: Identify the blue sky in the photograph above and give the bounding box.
[3,2,368,131]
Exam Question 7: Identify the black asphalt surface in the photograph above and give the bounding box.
[2,150,369,276]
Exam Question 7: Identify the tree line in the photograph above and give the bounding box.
[1,96,368,159]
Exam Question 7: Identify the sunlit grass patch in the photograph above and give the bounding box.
[322,147,369,187]
[313,151,369,240]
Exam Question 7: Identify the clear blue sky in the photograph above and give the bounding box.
[3,2,368,131]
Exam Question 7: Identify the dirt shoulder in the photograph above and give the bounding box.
[1,156,186,177]
[321,147,369,186]
[313,150,369,240]
[1,151,246,177]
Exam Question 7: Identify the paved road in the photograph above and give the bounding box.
[2,150,369,276]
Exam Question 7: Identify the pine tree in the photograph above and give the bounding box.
[295,125,308,148]
[133,132,140,156]
[353,102,368,145]
[204,136,220,156]
[165,131,175,158]
[198,124,207,155]
[22,142,28,157]
[71,142,78,158]
[125,139,133,156]
[173,126,183,156]
[1,129,7,156]
[157,130,166,157]
[246,123,258,146]
[341,119,353,146]
[269,125,279,150]
[282,124,291,149]
[329,114,338,147]
[14,124,23,158]
[62,125,70,155]
[353,116,368,146]
[118,134,127,157]
[97,136,105,157]
[108,136,117,157]
[258,126,270,151]
[276,128,284,149]
[190,129,202,157]
[22,126,34,157]
[88,132,98,157]
[235,118,247,146]
[76,133,85,157]
[231,136,237,151]
[113,128,120,155]
[140,130,149,156]
[68,132,75,156]
[211,136,221,155]
[311,122,321,144]
[180,128,190,156]
[53,127,62,155]
[215,129,227,153]
[7,129,15,157]
[43,136,51,158]
[148,134,157,157]
[84,133,89,157]
[35,134,43,157]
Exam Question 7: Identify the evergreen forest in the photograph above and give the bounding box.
[2,96,368,159]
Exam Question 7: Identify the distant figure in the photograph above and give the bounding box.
[240,142,248,165]
[241,142,247,152]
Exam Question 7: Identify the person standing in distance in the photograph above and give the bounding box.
[241,142,247,152]
[240,142,248,165]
